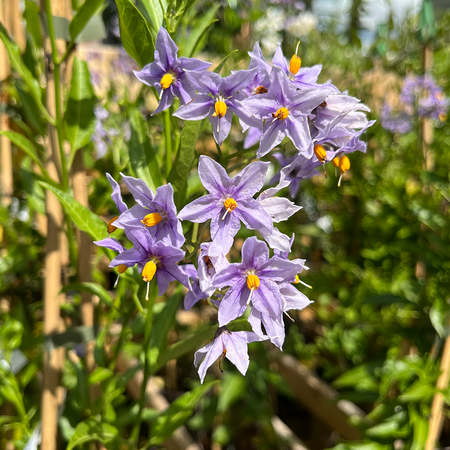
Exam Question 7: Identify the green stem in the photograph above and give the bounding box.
[44,0,69,191]
[164,108,172,179]
[132,289,147,317]
[131,283,156,447]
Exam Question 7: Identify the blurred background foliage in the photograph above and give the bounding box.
[1,0,450,449]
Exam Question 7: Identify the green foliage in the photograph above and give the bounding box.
[69,0,105,43]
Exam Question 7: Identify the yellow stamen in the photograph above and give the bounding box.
[439,113,447,122]
[117,264,128,274]
[290,54,301,75]
[255,86,268,95]
[246,273,260,306]
[142,260,157,283]
[212,100,227,118]
[338,155,350,187]
[314,144,327,163]
[314,144,328,178]
[160,73,173,90]
[272,107,289,122]
[294,275,300,284]
[107,216,119,234]
[141,212,163,227]
[293,274,312,289]
[332,156,340,168]
[222,198,237,221]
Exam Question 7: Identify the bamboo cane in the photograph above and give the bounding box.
[40,1,71,449]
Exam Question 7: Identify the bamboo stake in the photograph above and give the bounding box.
[40,1,71,448]
[72,150,95,373]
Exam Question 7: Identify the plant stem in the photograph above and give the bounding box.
[164,108,172,179]
[131,283,156,447]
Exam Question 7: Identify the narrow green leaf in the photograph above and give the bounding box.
[150,381,218,445]
[0,23,53,124]
[87,367,114,385]
[217,373,246,413]
[69,0,104,42]
[38,182,106,241]
[61,282,114,309]
[183,4,220,57]
[0,131,42,169]
[410,406,429,450]
[23,0,42,48]
[150,291,182,366]
[115,0,155,68]
[214,49,239,74]
[129,108,162,191]
[137,0,166,32]
[65,58,96,155]
[169,120,202,206]
[67,418,118,450]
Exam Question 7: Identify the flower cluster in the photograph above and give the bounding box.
[381,74,448,134]
[96,27,374,383]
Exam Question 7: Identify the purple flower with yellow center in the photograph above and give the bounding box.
[173,68,260,145]
[109,228,189,299]
[194,326,265,383]
[134,27,211,115]
[94,236,129,287]
[243,66,331,158]
[177,156,273,253]
[213,237,304,329]
[198,242,229,296]
[114,175,184,248]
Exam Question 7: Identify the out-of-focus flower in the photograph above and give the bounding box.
[178,156,272,253]
[174,69,260,145]
[286,12,317,37]
[135,27,211,115]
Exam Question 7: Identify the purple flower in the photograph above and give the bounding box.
[243,66,331,158]
[109,228,189,297]
[198,242,230,296]
[194,326,265,383]
[114,176,184,248]
[178,156,273,253]
[181,264,208,311]
[134,27,211,115]
[173,68,260,145]
[213,237,304,334]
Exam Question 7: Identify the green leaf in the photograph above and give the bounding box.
[183,4,220,57]
[87,367,114,385]
[65,58,96,156]
[69,0,104,42]
[217,373,246,413]
[410,406,429,450]
[115,0,155,68]
[214,49,239,74]
[67,418,118,450]
[149,381,218,445]
[0,23,53,124]
[150,291,182,366]
[0,131,42,169]
[154,324,217,373]
[137,0,166,32]
[38,182,106,241]
[169,120,202,206]
[430,296,450,339]
[399,381,436,403]
[128,108,162,191]
[23,1,42,48]
[61,282,114,309]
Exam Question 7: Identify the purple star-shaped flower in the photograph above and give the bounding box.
[194,326,265,383]
[114,178,184,248]
[177,156,273,253]
[213,237,304,329]
[198,242,229,296]
[173,68,260,145]
[243,66,331,158]
[181,264,208,311]
[134,27,211,115]
[109,228,189,296]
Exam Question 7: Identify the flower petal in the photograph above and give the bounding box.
[210,109,232,146]
[218,278,247,326]
[178,194,220,222]
[221,68,258,96]
[272,43,288,73]
[257,121,286,158]
[197,155,232,197]
[240,236,269,269]
[184,70,222,96]
[174,94,213,121]
[106,173,127,214]
[233,161,270,199]
[223,333,250,376]
[237,199,273,233]
[286,116,312,155]
[196,339,223,384]
[94,237,124,254]
[120,173,154,206]
[155,27,178,69]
